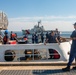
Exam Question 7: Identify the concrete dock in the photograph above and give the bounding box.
[0,62,76,75]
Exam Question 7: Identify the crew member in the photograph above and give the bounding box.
[23,34,28,43]
[45,31,60,44]
[3,30,9,44]
[40,32,44,43]
[44,31,60,59]
[32,33,35,43]
[55,28,61,42]
[62,22,76,71]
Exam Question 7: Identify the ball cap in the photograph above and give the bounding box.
[73,22,76,26]
[4,30,8,34]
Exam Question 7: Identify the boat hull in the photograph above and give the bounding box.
[0,42,70,62]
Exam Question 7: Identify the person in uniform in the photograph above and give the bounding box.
[44,31,60,59]
[40,32,44,43]
[55,28,61,42]
[62,22,76,71]
[45,31,60,44]
[32,33,35,43]
[3,30,9,44]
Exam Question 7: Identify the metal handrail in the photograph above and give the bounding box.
[4,49,60,62]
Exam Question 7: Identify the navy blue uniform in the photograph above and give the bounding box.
[48,34,57,43]
[32,34,35,43]
[41,33,44,43]
[47,33,57,59]
[34,34,38,43]
[3,35,9,44]
[67,30,76,67]
[46,32,49,39]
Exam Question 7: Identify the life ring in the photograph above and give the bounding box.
[4,50,16,61]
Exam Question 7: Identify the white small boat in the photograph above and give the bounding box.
[0,42,71,62]
[0,11,71,62]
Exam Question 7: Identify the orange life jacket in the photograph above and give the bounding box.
[12,33,16,38]
[24,38,28,41]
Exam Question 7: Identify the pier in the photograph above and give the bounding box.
[0,62,76,75]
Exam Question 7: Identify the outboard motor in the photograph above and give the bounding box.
[4,50,15,61]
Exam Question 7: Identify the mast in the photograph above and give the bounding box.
[38,20,41,27]
[0,11,8,30]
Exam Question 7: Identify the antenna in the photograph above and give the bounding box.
[38,20,41,27]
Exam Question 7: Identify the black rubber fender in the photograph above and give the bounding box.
[4,50,16,61]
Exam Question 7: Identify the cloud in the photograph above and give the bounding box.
[8,16,75,31]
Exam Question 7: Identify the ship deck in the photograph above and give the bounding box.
[0,62,76,75]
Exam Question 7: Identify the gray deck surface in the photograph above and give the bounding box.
[0,65,75,75]
[0,62,75,75]
[0,69,76,75]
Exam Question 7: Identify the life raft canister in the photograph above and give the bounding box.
[9,40,17,44]
[4,50,16,61]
